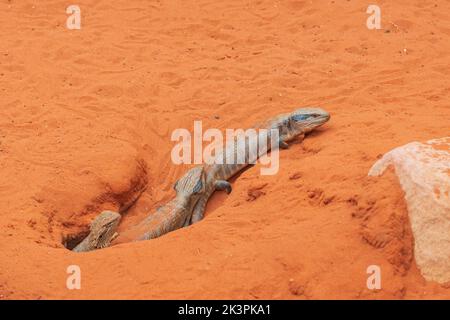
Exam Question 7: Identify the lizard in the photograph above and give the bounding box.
[72,107,330,251]
[188,107,330,224]
[72,165,206,252]
[111,165,206,244]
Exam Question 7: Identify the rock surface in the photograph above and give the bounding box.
[369,138,450,284]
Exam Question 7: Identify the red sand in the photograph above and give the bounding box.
[0,0,449,299]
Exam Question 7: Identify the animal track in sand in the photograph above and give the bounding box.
[246,183,268,202]
[306,188,335,206]
[289,171,302,180]
[361,230,393,249]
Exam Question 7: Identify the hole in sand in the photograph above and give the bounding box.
[62,231,89,250]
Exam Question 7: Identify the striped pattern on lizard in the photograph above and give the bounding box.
[72,166,206,252]
[188,107,330,224]
[72,107,330,252]
[111,166,206,245]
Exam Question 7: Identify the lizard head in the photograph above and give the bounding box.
[84,210,121,250]
[289,107,330,134]
[274,107,330,143]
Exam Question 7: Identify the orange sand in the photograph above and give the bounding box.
[0,0,449,299]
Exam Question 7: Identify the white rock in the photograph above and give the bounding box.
[369,137,450,283]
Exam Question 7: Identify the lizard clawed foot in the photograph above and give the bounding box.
[279,140,289,149]
[215,180,232,194]
[111,232,119,242]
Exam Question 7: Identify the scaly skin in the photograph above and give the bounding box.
[111,166,206,244]
[72,107,330,251]
[189,107,330,224]
[72,166,206,252]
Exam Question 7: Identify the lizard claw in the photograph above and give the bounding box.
[111,232,119,242]
[279,140,289,149]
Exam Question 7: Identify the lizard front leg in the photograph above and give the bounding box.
[278,140,289,149]
[279,133,305,149]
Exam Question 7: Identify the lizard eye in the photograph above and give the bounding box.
[291,114,309,122]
